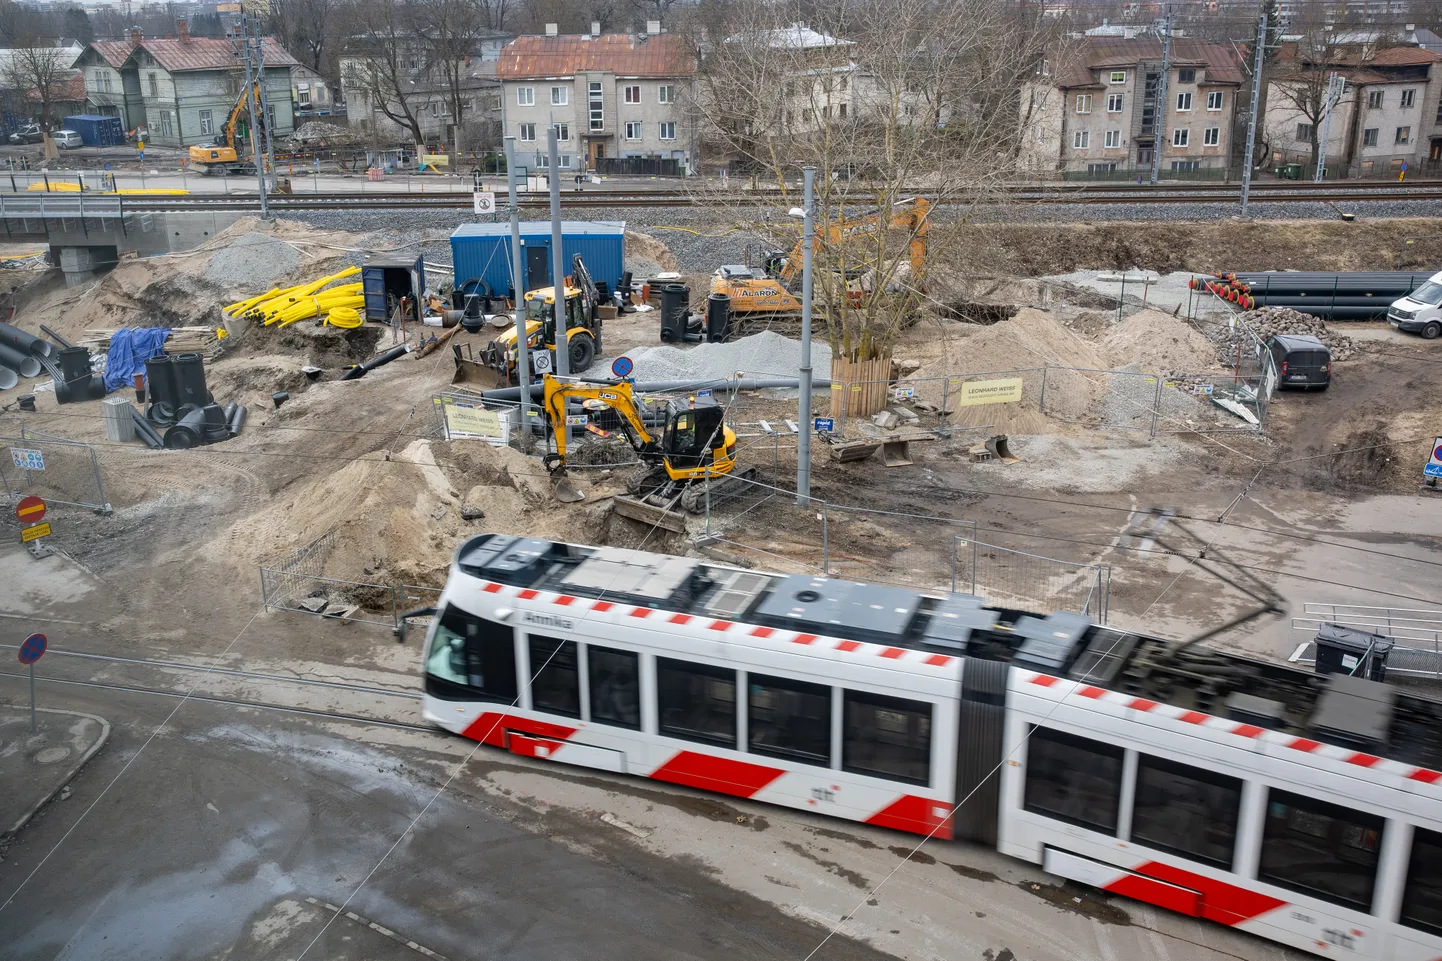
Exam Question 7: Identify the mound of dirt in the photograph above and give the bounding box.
[626,229,678,275]
[1104,308,1221,373]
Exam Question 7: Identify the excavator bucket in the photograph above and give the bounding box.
[880,438,913,468]
[451,344,508,389]
[986,435,1020,463]
[552,470,585,503]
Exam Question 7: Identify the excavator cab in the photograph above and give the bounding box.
[661,399,730,473]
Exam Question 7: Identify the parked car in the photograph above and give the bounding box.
[52,130,82,149]
[1387,271,1442,339]
[8,124,41,144]
[1266,334,1332,391]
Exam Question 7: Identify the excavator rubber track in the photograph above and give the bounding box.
[678,468,765,514]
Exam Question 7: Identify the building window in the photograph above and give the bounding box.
[1203,126,1220,146]
[624,121,641,140]
[588,645,639,729]
[1363,127,1379,147]
[588,80,603,131]
[198,109,214,135]
[148,72,158,97]
[1397,125,1412,145]
[1171,160,1202,171]
[517,86,534,106]
[528,635,580,718]
[1109,71,1126,84]
[1172,128,1189,147]
[1436,100,1442,124]
[298,88,311,106]
[1024,726,1122,833]
[657,657,736,748]
[659,121,676,140]
[624,84,640,104]
[558,154,572,168]
[1104,129,1120,148]
[658,84,675,104]
[1073,130,1090,149]
[1207,91,1223,111]
[1368,90,1384,109]
[551,85,568,105]
[519,122,535,141]
[1178,67,1196,84]
[1130,755,1241,869]
[842,690,931,786]
[839,103,847,118]
[424,607,517,704]
[1107,93,1123,113]
[1402,88,1417,109]
[1258,789,1384,912]
[1296,123,1314,142]
[748,674,831,766]
[1075,94,1092,114]
[555,122,570,142]
[1087,162,1117,173]
[1176,91,1192,111]
[159,110,172,137]
[1401,827,1442,936]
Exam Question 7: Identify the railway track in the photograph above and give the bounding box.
[14,179,1442,212]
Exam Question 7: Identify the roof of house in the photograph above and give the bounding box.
[139,36,298,73]
[1340,45,1441,67]
[87,39,136,68]
[746,23,853,50]
[1055,38,1244,89]
[496,33,694,80]
[28,73,86,104]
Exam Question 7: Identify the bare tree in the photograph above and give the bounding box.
[417,0,490,165]
[269,0,336,75]
[1266,5,1364,172]
[694,0,1060,364]
[1,10,76,133]
[347,0,426,146]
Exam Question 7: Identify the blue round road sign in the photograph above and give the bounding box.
[18,632,46,665]
[611,356,634,378]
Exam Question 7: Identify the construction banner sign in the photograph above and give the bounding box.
[956,377,1025,407]
[439,398,509,446]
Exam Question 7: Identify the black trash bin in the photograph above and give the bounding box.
[706,292,731,342]
[660,283,690,343]
[1314,623,1393,681]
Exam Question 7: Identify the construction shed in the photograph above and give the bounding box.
[450,221,626,300]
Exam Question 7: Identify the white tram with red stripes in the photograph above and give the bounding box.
[422,534,1442,960]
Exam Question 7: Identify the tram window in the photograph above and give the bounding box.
[1130,754,1241,869]
[1022,726,1122,834]
[588,645,640,729]
[748,674,831,766]
[658,658,736,748]
[423,605,517,703]
[1258,789,1384,912]
[528,634,580,718]
[1401,827,1442,935]
[842,691,931,785]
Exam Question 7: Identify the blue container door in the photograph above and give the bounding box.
[362,266,389,321]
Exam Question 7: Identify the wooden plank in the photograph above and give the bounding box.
[612,495,688,533]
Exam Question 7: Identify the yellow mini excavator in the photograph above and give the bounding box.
[539,374,758,527]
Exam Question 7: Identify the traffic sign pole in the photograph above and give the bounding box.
[19,633,46,733]
[28,660,35,732]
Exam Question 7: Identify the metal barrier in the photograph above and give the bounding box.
[259,529,443,633]
[953,536,1111,622]
[1288,603,1442,679]
[0,430,110,513]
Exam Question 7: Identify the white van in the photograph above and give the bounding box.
[1388,271,1442,339]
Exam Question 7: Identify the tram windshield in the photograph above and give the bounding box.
[424,604,518,702]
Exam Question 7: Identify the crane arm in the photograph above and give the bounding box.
[541,374,656,472]
[222,80,260,152]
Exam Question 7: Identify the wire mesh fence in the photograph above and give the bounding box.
[953,536,1111,622]
[0,429,110,513]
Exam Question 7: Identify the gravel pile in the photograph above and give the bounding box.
[1098,365,1217,429]
[205,232,302,287]
[1238,306,1356,360]
[622,330,831,383]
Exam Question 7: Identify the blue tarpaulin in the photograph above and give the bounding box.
[104,328,170,393]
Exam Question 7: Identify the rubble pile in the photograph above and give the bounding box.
[1237,306,1356,360]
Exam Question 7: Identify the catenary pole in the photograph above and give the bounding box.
[1150,6,1172,186]
[549,123,568,376]
[796,166,815,505]
[1240,5,1268,216]
[505,136,531,429]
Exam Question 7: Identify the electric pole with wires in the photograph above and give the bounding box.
[1150,6,1173,187]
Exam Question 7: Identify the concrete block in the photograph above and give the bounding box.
[872,410,900,429]
[102,396,135,442]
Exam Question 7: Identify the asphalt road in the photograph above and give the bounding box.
[0,681,895,961]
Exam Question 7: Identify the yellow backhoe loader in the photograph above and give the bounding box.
[539,374,758,529]
[465,254,603,388]
[189,81,263,176]
[708,197,931,322]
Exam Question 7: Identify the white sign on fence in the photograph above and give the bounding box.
[473,191,496,215]
[11,448,44,471]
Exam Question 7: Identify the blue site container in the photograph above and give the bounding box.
[62,114,124,147]
[450,221,626,300]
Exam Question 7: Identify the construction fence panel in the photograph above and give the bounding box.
[1152,371,1267,434]
[953,536,1111,622]
[259,529,441,632]
[1039,366,1162,434]
[0,430,110,513]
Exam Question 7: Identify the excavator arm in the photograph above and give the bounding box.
[776,197,931,286]
[540,374,657,483]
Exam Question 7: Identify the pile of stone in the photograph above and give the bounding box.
[1238,306,1356,361]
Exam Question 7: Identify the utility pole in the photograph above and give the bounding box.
[238,21,268,219]
[796,166,815,506]
[505,136,531,429]
[1150,6,1173,186]
[548,122,568,376]
[1315,73,1345,183]
[1240,5,1268,216]
[252,20,276,192]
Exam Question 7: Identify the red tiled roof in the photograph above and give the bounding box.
[1338,45,1441,67]
[89,40,136,68]
[1055,38,1244,89]
[496,34,695,80]
[140,36,298,72]
[27,73,85,103]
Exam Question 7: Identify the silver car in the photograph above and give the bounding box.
[52,130,83,149]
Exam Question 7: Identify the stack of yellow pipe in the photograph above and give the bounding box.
[223,266,365,329]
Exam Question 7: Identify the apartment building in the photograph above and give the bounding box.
[1019,38,1243,175]
[496,24,697,175]
[1266,44,1442,175]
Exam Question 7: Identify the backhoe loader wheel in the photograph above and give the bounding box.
[569,334,595,372]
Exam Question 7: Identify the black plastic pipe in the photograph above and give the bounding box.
[0,341,40,377]
[38,324,73,348]
[131,407,164,449]
[0,321,54,358]
[341,343,411,381]
[227,403,247,436]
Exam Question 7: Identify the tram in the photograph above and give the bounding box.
[421,533,1442,960]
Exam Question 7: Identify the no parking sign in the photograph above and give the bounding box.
[1425,436,1442,480]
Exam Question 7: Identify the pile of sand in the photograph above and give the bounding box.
[1103,308,1221,373]
[625,229,678,275]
